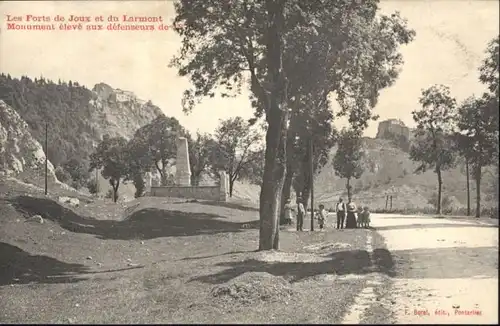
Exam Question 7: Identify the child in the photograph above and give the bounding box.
[359,206,371,228]
[316,204,328,230]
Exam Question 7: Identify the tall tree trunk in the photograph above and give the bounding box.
[466,158,470,216]
[475,165,482,218]
[280,167,294,224]
[280,130,296,224]
[229,179,234,197]
[113,179,120,203]
[346,178,351,201]
[436,167,442,215]
[259,0,287,251]
[301,180,310,211]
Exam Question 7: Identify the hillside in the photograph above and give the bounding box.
[0,74,162,168]
[0,74,162,197]
[313,137,498,212]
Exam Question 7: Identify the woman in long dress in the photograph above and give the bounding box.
[345,199,357,228]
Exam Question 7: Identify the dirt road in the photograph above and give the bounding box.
[368,213,498,324]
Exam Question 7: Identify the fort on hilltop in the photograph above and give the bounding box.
[376,118,410,141]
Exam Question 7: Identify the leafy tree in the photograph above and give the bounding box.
[89,135,128,203]
[479,36,499,97]
[55,166,71,183]
[288,103,337,213]
[125,136,153,197]
[86,178,99,196]
[332,129,365,201]
[211,117,261,197]
[410,85,457,215]
[128,114,188,185]
[170,0,414,250]
[62,158,90,189]
[187,132,217,186]
[238,146,265,185]
[455,95,498,217]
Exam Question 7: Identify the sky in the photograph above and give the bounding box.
[0,0,498,137]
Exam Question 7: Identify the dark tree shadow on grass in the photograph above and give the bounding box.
[194,200,259,212]
[0,242,145,286]
[190,248,396,285]
[9,196,259,240]
[0,242,89,286]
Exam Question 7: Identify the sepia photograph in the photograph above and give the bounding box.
[0,0,498,324]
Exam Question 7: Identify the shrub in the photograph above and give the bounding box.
[55,166,71,183]
[133,173,145,198]
[87,179,99,195]
[105,189,118,202]
[428,193,453,212]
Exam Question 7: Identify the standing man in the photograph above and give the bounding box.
[335,198,346,229]
[296,196,305,231]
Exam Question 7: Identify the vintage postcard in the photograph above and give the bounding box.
[0,0,498,324]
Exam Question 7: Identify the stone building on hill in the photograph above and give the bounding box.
[376,119,411,151]
[376,119,410,141]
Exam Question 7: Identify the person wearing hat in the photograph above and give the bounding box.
[335,197,346,229]
[296,196,305,231]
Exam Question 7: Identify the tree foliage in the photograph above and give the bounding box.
[410,85,457,214]
[127,114,188,185]
[211,117,261,196]
[455,95,498,217]
[0,74,95,167]
[62,158,90,189]
[332,128,365,201]
[89,135,129,202]
[187,132,217,186]
[238,146,265,185]
[479,36,499,98]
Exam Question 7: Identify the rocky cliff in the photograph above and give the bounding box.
[89,83,162,142]
[0,100,56,181]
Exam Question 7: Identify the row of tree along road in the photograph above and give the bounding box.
[90,0,497,251]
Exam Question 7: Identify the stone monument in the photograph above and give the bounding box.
[219,170,229,201]
[144,172,152,194]
[175,137,192,186]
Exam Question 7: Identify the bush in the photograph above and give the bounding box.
[87,179,99,195]
[55,166,71,183]
[428,193,453,212]
[105,189,118,202]
[133,173,145,198]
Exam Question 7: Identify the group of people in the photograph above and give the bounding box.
[283,196,371,231]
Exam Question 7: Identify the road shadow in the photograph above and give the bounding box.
[391,246,498,279]
[373,223,497,231]
[9,196,259,240]
[0,242,90,286]
[190,248,396,285]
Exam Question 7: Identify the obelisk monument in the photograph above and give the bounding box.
[175,137,192,186]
